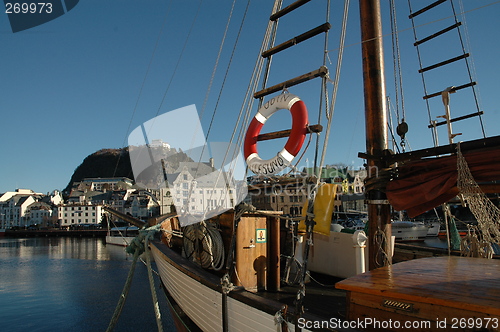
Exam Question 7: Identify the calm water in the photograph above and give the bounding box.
[0,237,175,332]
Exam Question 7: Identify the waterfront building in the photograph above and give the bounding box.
[123,190,160,219]
[58,204,105,228]
[247,165,367,217]
[247,176,316,216]
[25,201,58,228]
[0,189,47,229]
[147,188,174,215]
[71,177,134,192]
[167,162,239,217]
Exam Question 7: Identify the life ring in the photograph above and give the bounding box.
[244,93,308,175]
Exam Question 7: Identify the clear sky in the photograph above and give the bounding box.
[1,0,499,194]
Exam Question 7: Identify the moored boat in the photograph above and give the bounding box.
[105,226,139,246]
[392,220,428,242]
[108,0,500,330]
[425,220,441,237]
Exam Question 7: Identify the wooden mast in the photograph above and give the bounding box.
[359,0,392,269]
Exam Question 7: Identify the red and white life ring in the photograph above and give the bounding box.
[244,93,308,175]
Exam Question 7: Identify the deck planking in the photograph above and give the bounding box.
[336,256,500,329]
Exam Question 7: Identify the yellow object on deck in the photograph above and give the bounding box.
[299,183,337,236]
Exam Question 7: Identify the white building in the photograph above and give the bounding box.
[169,162,239,218]
[149,139,170,149]
[26,201,57,228]
[0,189,45,228]
[70,177,134,194]
[123,190,160,220]
[58,204,105,228]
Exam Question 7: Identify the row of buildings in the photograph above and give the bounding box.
[0,163,367,230]
[247,165,366,218]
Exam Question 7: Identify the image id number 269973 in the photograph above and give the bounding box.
[5,2,53,14]
[447,317,498,329]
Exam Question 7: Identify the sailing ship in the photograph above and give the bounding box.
[106,0,500,330]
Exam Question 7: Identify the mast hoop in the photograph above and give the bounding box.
[244,93,308,175]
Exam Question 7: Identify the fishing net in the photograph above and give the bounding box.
[457,144,500,258]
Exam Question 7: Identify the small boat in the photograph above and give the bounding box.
[392,220,429,242]
[425,220,441,237]
[105,226,139,246]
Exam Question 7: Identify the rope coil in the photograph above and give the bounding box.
[183,221,225,271]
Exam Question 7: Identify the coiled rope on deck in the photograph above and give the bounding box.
[183,221,225,271]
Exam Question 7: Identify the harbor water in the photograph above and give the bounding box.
[0,237,175,332]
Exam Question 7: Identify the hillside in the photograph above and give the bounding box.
[64,147,192,193]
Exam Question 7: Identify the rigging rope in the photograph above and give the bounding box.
[234,0,283,181]
[144,235,164,332]
[389,0,406,125]
[450,0,486,138]
[123,0,203,182]
[315,0,349,184]
[193,0,252,219]
[113,0,173,178]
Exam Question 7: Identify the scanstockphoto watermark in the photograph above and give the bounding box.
[297,317,433,330]
[298,317,499,330]
[127,105,248,227]
[246,177,356,198]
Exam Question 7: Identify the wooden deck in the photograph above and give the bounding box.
[336,256,500,331]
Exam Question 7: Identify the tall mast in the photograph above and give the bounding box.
[359,0,392,269]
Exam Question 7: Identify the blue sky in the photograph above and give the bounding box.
[1,0,499,194]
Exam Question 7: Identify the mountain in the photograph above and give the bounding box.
[63,148,133,194]
[64,147,193,194]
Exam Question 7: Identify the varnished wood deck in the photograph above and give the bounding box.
[336,256,500,330]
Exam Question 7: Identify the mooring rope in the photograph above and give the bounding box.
[106,249,141,332]
[145,233,164,332]
[106,224,163,332]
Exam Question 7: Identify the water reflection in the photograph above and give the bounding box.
[0,237,130,261]
[0,237,174,331]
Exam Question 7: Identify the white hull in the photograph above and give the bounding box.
[392,221,428,242]
[106,226,139,246]
[105,235,136,246]
[426,221,441,237]
[150,243,308,332]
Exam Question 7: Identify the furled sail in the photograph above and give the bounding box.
[386,147,500,218]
